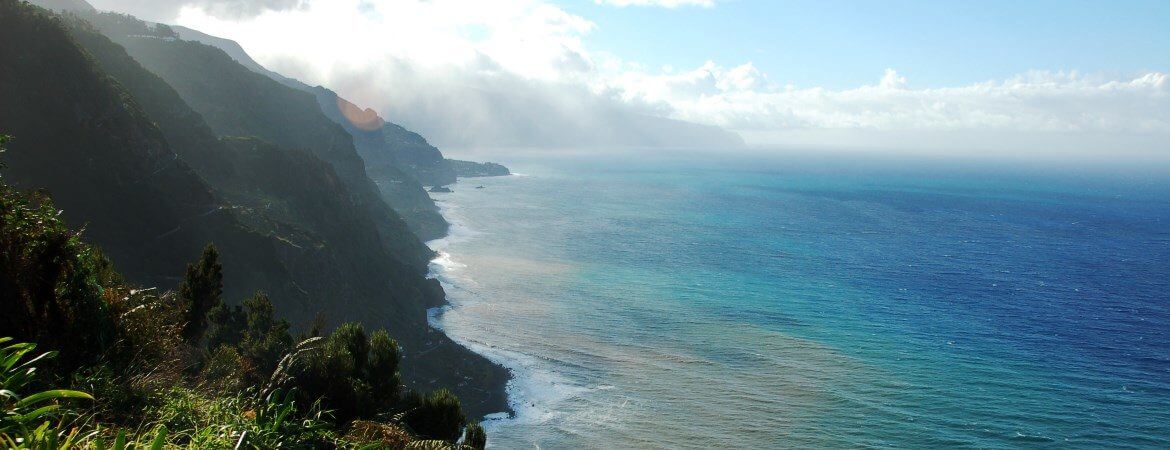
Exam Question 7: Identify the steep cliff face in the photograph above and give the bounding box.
[0,6,509,417]
[60,15,408,326]
[86,14,507,417]
[311,88,451,240]
[165,26,465,241]
[0,1,302,308]
[79,15,432,273]
[448,159,512,178]
[380,122,458,187]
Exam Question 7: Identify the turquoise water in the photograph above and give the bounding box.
[427,151,1170,448]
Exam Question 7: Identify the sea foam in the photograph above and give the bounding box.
[425,190,586,432]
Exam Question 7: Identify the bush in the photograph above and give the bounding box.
[367,329,402,407]
[179,244,223,343]
[0,338,94,442]
[201,345,248,391]
[0,133,479,448]
[286,322,409,423]
[404,389,465,442]
[462,422,487,450]
[0,183,120,371]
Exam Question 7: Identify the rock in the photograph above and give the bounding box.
[447,159,511,178]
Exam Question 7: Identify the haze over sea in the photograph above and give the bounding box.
[428,150,1170,449]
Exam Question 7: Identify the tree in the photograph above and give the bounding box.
[179,244,223,343]
[0,143,119,368]
[287,322,413,422]
[332,323,369,375]
[405,389,465,442]
[205,302,245,351]
[238,292,292,375]
[367,329,402,406]
[205,291,292,379]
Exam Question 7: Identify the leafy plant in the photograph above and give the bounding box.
[236,387,333,449]
[461,422,487,450]
[0,337,94,442]
[179,245,223,344]
[403,389,465,442]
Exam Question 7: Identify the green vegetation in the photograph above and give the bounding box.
[1,338,95,442]
[3,0,510,424]
[0,137,490,447]
[0,0,509,417]
[179,245,223,343]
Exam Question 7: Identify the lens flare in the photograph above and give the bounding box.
[337,96,382,131]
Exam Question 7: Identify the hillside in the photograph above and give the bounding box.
[0,0,303,308]
[78,14,508,414]
[167,26,506,239]
[380,122,459,187]
[449,159,512,178]
[311,87,451,240]
[0,5,509,417]
[1,129,487,447]
[86,16,434,272]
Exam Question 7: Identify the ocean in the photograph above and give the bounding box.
[426,150,1170,449]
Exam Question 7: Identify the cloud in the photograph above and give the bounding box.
[87,0,306,21]
[608,65,1170,136]
[593,0,716,8]
[91,0,1169,153]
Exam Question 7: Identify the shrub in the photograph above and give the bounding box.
[404,389,465,442]
[462,422,487,450]
[179,244,223,343]
[201,345,248,391]
[236,292,293,377]
[286,323,410,423]
[0,183,120,370]
[367,329,402,407]
[0,338,94,441]
[344,420,413,448]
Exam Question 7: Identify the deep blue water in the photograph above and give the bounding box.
[429,151,1170,448]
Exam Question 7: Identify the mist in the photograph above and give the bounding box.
[84,0,1170,157]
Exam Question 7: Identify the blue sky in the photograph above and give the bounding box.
[564,0,1170,88]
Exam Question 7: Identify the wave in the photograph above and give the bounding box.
[425,185,584,431]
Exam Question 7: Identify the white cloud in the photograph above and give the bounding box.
[92,0,1170,152]
[607,65,1170,136]
[88,0,305,21]
[593,0,716,8]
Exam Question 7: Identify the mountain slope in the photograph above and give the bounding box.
[311,87,451,239]
[60,16,402,325]
[0,0,302,309]
[0,5,508,417]
[168,27,462,240]
[24,0,92,13]
[379,122,458,187]
[73,12,508,416]
[80,15,433,272]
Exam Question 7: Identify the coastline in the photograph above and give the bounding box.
[424,176,574,431]
[424,178,519,422]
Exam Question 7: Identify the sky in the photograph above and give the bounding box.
[86,0,1170,155]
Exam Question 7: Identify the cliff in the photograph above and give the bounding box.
[0,6,509,417]
[310,88,451,240]
[448,160,512,178]
[1,1,300,308]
